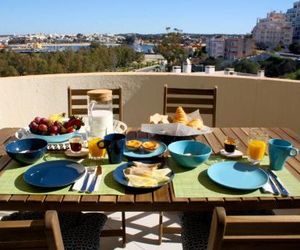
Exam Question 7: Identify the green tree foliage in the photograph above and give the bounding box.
[233,59,260,74]
[193,47,207,59]
[285,69,300,80]
[0,45,144,77]
[157,31,185,70]
[202,57,224,71]
[289,43,300,55]
[260,56,298,77]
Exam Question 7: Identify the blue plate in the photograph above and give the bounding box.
[207,161,268,190]
[113,162,174,189]
[24,160,85,188]
[124,139,167,159]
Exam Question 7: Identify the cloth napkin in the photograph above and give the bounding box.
[72,168,102,192]
[261,172,290,195]
[261,181,275,194]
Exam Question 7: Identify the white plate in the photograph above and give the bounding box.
[65,148,89,158]
[220,149,243,158]
[141,123,213,137]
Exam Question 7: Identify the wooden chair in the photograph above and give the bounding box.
[67,86,126,246]
[0,210,64,250]
[67,87,126,247]
[159,85,218,244]
[181,207,300,250]
[209,207,300,250]
[0,210,108,250]
[163,85,218,127]
[67,87,123,121]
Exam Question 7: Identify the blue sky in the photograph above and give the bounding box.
[0,0,296,35]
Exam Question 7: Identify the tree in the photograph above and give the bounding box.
[0,44,143,77]
[157,31,185,71]
[193,46,207,60]
[289,42,300,54]
[233,59,260,74]
[286,68,300,80]
[260,56,297,77]
[202,57,224,71]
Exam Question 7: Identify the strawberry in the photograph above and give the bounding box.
[73,119,83,130]
[66,116,84,130]
[63,121,70,129]
[66,127,75,133]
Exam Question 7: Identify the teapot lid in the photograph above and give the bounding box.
[87,89,112,102]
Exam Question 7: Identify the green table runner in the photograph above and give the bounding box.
[0,153,125,195]
[171,156,300,198]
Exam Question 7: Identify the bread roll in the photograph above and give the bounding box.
[150,113,169,124]
[187,119,204,130]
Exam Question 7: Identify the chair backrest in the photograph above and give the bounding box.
[68,87,123,121]
[207,207,300,250]
[163,85,218,127]
[0,210,64,250]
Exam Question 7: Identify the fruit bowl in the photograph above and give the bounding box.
[15,128,77,143]
[18,115,84,143]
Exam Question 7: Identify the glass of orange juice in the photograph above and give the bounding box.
[247,128,268,164]
[88,137,106,160]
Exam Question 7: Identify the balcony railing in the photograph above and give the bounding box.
[0,72,299,134]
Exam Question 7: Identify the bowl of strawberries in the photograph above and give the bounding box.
[17,114,85,143]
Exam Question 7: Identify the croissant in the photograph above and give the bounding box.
[173,106,188,124]
[187,119,204,130]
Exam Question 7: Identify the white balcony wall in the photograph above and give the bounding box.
[0,72,299,134]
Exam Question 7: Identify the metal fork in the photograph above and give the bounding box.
[87,166,102,193]
[79,167,94,192]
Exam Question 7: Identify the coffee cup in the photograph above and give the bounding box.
[97,133,125,164]
[224,137,237,153]
[268,138,299,171]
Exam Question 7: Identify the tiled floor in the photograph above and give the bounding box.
[101,211,183,250]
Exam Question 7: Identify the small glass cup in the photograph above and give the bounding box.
[247,128,268,164]
[69,135,84,153]
[87,137,106,160]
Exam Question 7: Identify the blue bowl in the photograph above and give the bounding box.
[168,140,212,168]
[5,138,48,165]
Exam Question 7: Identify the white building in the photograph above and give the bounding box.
[206,36,225,58]
[252,11,293,49]
[286,1,300,43]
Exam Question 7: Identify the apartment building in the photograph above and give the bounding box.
[206,36,225,58]
[252,11,293,49]
[224,37,255,60]
[286,1,300,43]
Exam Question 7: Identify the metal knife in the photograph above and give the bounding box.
[87,166,102,193]
[266,171,280,195]
[267,169,289,197]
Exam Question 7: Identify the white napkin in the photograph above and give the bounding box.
[72,168,102,192]
[141,110,212,136]
[261,181,275,194]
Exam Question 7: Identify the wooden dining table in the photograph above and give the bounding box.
[0,127,300,213]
